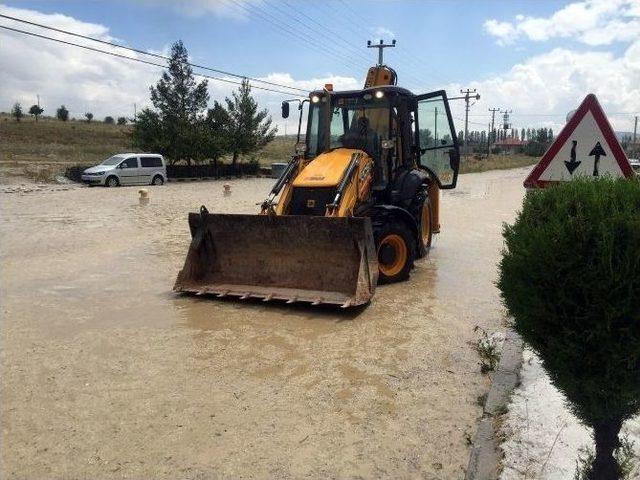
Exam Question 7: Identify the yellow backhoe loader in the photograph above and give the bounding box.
[174,62,460,307]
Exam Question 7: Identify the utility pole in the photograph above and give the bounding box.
[449,89,481,155]
[634,116,638,144]
[461,88,479,153]
[37,94,40,108]
[367,39,396,65]
[488,107,500,146]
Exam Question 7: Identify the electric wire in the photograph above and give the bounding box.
[0,12,308,94]
[227,0,367,77]
[0,24,304,96]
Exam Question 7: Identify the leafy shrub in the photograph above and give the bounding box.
[498,177,640,480]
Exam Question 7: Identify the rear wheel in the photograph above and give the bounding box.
[376,221,416,284]
[420,196,433,255]
[105,176,119,188]
[152,175,164,186]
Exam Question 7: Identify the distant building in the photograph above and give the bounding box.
[494,137,526,154]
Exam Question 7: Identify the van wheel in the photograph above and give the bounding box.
[106,176,119,187]
[152,175,164,186]
[375,221,416,284]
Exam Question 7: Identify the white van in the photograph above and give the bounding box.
[81,153,167,187]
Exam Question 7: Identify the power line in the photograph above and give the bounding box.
[266,0,373,70]
[0,12,308,94]
[0,24,301,96]
[280,0,373,65]
[227,0,367,77]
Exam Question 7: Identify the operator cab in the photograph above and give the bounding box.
[299,86,460,193]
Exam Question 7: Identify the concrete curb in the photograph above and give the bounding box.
[465,329,524,480]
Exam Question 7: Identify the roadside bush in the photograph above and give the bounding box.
[498,177,640,480]
[64,164,92,182]
[166,160,259,178]
[104,116,115,124]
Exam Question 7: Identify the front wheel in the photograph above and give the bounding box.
[375,221,416,284]
[105,176,119,188]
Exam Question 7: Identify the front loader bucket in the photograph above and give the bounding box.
[173,213,378,307]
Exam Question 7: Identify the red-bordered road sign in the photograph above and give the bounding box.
[524,94,633,188]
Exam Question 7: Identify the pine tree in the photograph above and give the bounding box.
[135,40,209,165]
[225,79,277,166]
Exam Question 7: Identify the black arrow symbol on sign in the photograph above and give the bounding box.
[565,140,581,174]
[589,141,606,177]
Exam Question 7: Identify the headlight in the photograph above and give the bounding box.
[97,171,106,175]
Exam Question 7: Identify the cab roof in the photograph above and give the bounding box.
[309,85,415,99]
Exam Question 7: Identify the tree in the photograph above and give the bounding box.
[225,79,276,166]
[133,40,209,165]
[56,105,69,121]
[202,101,232,165]
[521,128,526,142]
[104,116,115,124]
[11,102,23,122]
[29,104,44,122]
[85,112,93,123]
[117,117,127,125]
[498,177,640,480]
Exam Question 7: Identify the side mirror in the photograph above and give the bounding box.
[281,101,290,119]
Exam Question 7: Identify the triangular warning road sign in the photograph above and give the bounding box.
[523,94,633,188]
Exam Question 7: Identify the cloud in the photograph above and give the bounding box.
[0,3,358,131]
[443,39,640,133]
[484,0,640,46]
[372,27,395,40]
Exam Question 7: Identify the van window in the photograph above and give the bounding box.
[121,157,138,169]
[140,156,163,168]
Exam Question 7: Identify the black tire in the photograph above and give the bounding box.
[105,176,119,188]
[419,196,433,258]
[375,220,416,284]
[152,175,164,186]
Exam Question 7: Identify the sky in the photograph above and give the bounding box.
[0,0,639,135]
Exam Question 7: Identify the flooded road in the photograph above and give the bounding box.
[1,168,527,479]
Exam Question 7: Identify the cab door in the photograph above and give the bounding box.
[414,90,460,189]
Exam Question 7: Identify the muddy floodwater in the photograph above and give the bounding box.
[1,168,527,479]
